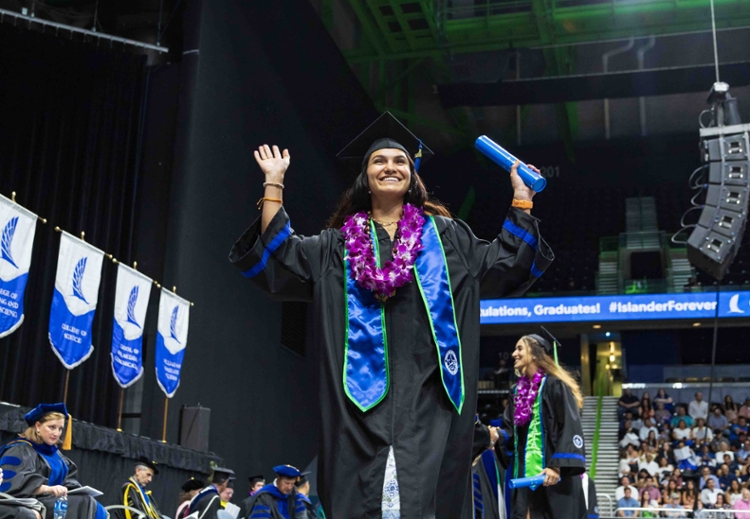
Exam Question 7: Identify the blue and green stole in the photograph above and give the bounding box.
[513,376,547,479]
[343,216,465,414]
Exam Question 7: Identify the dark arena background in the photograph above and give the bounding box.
[1,0,750,517]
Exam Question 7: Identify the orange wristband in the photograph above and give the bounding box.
[512,199,533,210]
[257,197,283,209]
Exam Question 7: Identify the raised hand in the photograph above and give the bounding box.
[509,159,539,202]
[254,144,290,183]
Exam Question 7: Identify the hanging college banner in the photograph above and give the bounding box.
[0,194,37,338]
[155,288,189,398]
[49,232,104,368]
[111,264,153,387]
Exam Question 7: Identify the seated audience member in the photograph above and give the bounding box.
[175,479,204,519]
[681,488,699,512]
[621,428,641,449]
[671,407,694,428]
[728,479,743,505]
[716,442,735,463]
[638,493,657,518]
[700,478,723,506]
[655,389,674,411]
[724,453,740,474]
[626,445,641,474]
[717,464,737,491]
[698,444,717,468]
[188,467,234,519]
[641,392,652,412]
[739,398,750,420]
[724,396,739,423]
[671,468,684,488]
[620,420,633,441]
[243,465,309,519]
[644,431,658,449]
[734,488,750,518]
[732,431,748,451]
[640,476,662,502]
[639,453,659,477]
[620,389,641,419]
[664,480,680,499]
[0,404,106,519]
[0,469,42,519]
[709,493,732,517]
[616,477,639,501]
[114,457,163,519]
[657,441,676,466]
[657,458,674,482]
[640,419,658,442]
[709,407,730,431]
[673,420,693,443]
[631,414,644,431]
[690,393,709,421]
[700,466,721,489]
[694,418,715,442]
[662,493,685,518]
[730,417,749,441]
[619,452,634,479]
[738,440,750,465]
[711,431,728,453]
[655,403,672,426]
[617,487,640,517]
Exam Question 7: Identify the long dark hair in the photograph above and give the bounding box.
[326,155,451,228]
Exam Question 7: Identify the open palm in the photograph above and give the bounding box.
[254,144,290,181]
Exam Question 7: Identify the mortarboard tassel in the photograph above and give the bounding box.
[414,140,423,173]
[62,413,73,450]
[553,341,559,367]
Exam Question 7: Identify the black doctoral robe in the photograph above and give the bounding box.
[495,376,587,519]
[0,503,41,519]
[0,440,102,519]
[187,487,222,519]
[229,206,552,518]
[111,478,162,519]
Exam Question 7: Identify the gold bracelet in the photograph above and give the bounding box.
[512,199,533,210]
[263,182,285,190]
[257,197,283,209]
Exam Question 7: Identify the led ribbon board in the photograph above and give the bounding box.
[480,291,750,324]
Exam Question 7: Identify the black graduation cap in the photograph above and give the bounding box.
[181,479,204,492]
[211,467,235,483]
[294,472,311,487]
[336,112,434,173]
[136,456,160,475]
[247,474,265,485]
[528,326,560,364]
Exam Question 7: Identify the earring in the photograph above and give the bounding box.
[368,189,371,194]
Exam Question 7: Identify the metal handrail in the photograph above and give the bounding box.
[614,506,690,517]
[598,494,614,516]
[696,509,750,518]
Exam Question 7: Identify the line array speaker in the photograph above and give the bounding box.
[687,129,750,280]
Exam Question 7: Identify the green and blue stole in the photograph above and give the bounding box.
[343,216,465,413]
[513,376,547,479]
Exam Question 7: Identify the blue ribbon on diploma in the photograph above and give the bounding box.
[509,475,546,491]
[475,136,547,192]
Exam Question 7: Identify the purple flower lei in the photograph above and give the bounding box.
[342,204,425,302]
[514,368,545,426]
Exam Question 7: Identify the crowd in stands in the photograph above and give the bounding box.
[615,389,750,518]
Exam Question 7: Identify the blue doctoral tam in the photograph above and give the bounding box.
[24,403,69,426]
[273,465,301,479]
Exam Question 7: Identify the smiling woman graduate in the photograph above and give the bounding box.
[0,404,107,519]
[494,330,588,519]
[229,112,554,518]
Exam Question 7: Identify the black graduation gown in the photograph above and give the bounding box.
[187,487,222,519]
[111,479,162,519]
[0,503,40,519]
[495,376,587,519]
[0,440,101,519]
[229,206,552,518]
[583,474,598,519]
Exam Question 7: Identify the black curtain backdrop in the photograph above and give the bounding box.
[0,27,148,427]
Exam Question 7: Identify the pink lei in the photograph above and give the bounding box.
[341,204,425,302]
[514,369,545,426]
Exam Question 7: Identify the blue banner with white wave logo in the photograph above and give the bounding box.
[480,290,750,324]
[48,232,104,368]
[111,263,153,387]
[155,288,190,398]
[0,194,37,338]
